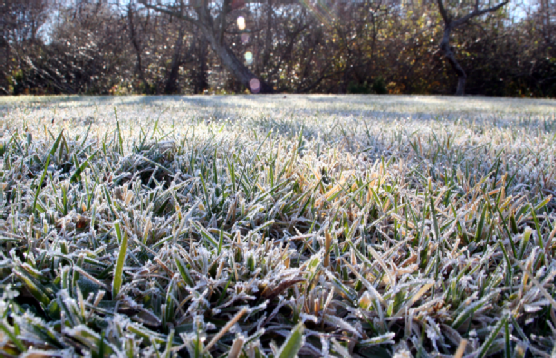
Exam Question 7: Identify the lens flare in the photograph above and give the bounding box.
[250,78,260,93]
[237,16,246,31]
[241,33,250,44]
[245,51,253,65]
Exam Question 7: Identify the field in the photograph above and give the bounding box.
[0,95,555,357]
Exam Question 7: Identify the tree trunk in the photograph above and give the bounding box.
[202,26,274,94]
[139,0,274,94]
[1,36,10,94]
[455,74,466,96]
[127,4,152,94]
[440,26,467,96]
[435,0,508,96]
[192,35,209,94]
[164,25,185,94]
[262,0,273,69]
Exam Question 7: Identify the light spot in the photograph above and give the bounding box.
[244,51,253,65]
[237,16,245,30]
[249,78,260,94]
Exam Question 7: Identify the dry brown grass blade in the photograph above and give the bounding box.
[203,307,248,353]
[324,231,332,268]
[227,337,245,358]
[453,339,468,358]
[262,278,305,301]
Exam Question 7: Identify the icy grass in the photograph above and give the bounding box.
[0,95,555,357]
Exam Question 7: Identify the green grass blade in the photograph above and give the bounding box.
[174,254,194,287]
[70,151,96,184]
[277,322,305,358]
[112,231,128,299]
[0,320,27,353]
[478,316,506,358]
[32,154,50,215]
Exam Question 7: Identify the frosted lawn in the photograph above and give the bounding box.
[0,95,555,357]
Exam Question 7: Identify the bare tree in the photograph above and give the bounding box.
[436,0,509,95]
[0,0,51,94]
[42,2,132,94]
[536,0,555,47]
[164,21,186,94]
[127,2,153,94]
[139,0,274,94]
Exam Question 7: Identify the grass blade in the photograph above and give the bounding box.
[277,322,305,358]
[112,231,128,299]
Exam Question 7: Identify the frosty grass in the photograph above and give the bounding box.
[0,95,555,357]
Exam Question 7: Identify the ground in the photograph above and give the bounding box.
[0,95,555,357]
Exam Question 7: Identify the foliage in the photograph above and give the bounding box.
[1,1,554,96]
[347,78,387,95]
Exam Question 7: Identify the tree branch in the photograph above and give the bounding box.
[217,0,231,44]
[453,0,509,28]
[436,0,450,24]
[138,1,199,25]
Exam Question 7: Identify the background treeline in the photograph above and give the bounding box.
[1,0,555,96]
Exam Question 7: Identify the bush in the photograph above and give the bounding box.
[372,77,387,94]
[347,81,370,94]
[347,77,387,95]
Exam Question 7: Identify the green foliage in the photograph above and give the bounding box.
[10,69,25,95]
[372,77,387,95]
[347,78,387,95]
[347,81,372,94]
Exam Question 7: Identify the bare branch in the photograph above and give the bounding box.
[453,1,509,28]
[138,0,199,25]
[217,0,231,45]
[436,0,450,24]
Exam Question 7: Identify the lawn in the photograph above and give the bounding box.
[0,95,555,357]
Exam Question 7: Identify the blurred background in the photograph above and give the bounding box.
[1,0,554,96]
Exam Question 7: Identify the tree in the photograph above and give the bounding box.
[139,0,274,94]
[43,2,131,94]
[127,2,153,94]
[123,2,201,95]
[0,0,51,94]
[435,0,509,95]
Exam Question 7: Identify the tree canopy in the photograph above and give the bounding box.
[1,0,554,96]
